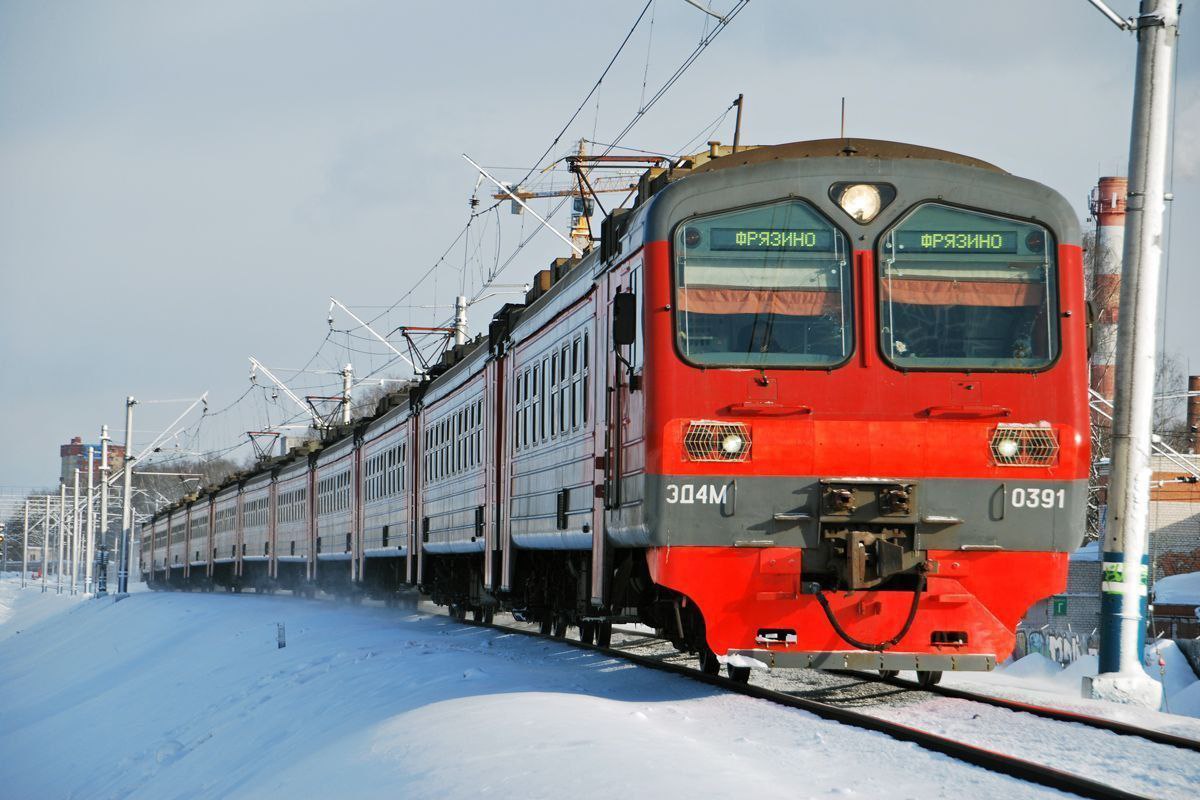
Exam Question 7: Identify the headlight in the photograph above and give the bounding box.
[838,184,882,223]
[683,421,751,462]
[990,424,1059,466]
[721,433,745,454]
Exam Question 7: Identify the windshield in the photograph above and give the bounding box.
[879,203,1058,370]
[673,199,852,367]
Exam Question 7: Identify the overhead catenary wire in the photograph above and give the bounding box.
[467,1,748,301]
[512,0,656,191]
[164,2,748,476]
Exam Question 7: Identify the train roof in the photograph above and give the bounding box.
[687,138,1005,175]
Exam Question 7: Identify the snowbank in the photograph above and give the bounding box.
[1154,571,1200,606]
[0,578,1075,800]
[940,637,1200,731]
[0,572,83,640]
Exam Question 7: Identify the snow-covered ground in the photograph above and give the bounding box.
[1,575,1197,799]
[940,645,1200,724]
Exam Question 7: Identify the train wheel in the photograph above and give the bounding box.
[698,648,721,676]
[726,664,751,684]
[539,616,553,635]
[483,607,495,625]
[471,607,483,623]
[879,670,899,679]
[595,622,612,648]
[552,615,568,638]
[917,670,943,688]
[579,622,596,645]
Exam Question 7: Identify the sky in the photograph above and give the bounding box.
[1,0,1197,488]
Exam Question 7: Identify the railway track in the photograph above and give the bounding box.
[467,614,1197,800]
[845,670,1200,754]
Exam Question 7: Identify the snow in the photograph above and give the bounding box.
[1,576,1081,800]
[930,644,1200,740]
[0,570,84,640]
[1154,570,1200,606]
[1069,540,1101,562]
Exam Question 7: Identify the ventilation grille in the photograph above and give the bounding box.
[990,424,1059,466]
[683,421,751,462]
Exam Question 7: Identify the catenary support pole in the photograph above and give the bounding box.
[71,468,80,595]
[21,497,29,588]
[42,495,50,593]
[85,447,96,595]
[58,483,66,594]
[342,364,353,425]
[1093,0,1180,707]
[99,425,110,596]
[119,396,136,593]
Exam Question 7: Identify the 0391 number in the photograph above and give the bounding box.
[1010,487,1066,510]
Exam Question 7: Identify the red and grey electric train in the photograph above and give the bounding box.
[144,138,1088,683]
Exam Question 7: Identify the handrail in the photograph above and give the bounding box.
[921,405,1012,419]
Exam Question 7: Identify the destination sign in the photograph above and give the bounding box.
[709,228,835,252]
[895,230,1018,254]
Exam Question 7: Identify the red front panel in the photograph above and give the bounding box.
[642,242,1089,482]
[649,547,1069,661]
[639,239,1088,660]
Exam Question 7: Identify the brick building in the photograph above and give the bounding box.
[60,436,126,486]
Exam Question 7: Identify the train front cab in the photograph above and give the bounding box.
[634,142,1088,675]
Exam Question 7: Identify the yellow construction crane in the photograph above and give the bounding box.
[490,140,662,249]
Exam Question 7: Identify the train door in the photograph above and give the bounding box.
[484,357,502,593]
[595,262,644,604]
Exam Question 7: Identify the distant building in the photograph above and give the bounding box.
[60,436,126,486]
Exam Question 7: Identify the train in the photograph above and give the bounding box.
[143,137,1089,685]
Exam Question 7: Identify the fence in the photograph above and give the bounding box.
[1014,627,1097,666]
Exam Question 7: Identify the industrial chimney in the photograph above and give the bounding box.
[1188,375,1200,454]
[1088,176,1127,402]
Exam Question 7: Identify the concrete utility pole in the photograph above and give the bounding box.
[58,483,66,594]
[341,364,353,425]
[1090,0,1180,707]
[71,468,80,595]
[118,396,136,593]
[21,498,29,588]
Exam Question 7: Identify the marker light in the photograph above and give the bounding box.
[838,184,883,223]
[996,439,1020,459]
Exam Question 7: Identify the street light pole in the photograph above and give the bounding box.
[1090,0,1181,707]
